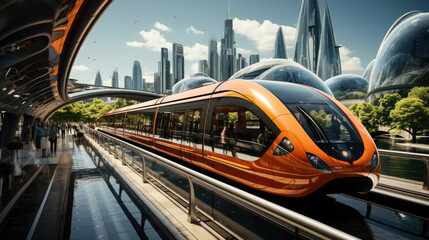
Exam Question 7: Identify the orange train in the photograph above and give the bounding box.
[99,80,380,197]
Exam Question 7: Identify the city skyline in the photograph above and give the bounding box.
[70,0,429,87]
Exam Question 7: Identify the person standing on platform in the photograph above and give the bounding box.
[49,122,58,154]
[60,122,66,138]
[67,121,72,134]
[37,122,48,158]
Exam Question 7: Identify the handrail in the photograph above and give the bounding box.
[83,126,358,240]
[378,149,429,190]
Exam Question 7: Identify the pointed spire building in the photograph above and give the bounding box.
[274,27,287,59]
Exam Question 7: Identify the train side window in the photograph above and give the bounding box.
[171,110,185,143]
[206,98,278,161]
[184,108,202,147]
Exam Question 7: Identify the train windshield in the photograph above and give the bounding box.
[255,80,364,163]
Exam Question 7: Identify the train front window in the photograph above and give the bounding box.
[255,80,364,162]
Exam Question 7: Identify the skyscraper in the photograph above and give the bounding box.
[274,27,287,59]
[154,71,160,93]
[198,60,209,75]
[208,36,219,80]
[112,68,118,88]
[94,71,102,86]
[124,75,132,89]
[237,54,247,71]
[132,60,142,90]
[249,54,260,65]
[316,3,341,80]
[172,43,184,84]
[220,6,236,81]
[294,0,322,73]
[160,48,170,93]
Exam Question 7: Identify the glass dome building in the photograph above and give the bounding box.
[325,74,368,107]
[228,59,333,97]
[366,11,429,103]
[172,73,217,94]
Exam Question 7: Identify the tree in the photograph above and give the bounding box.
[113,98,135,109]
[377,93,401,126]
[348,102,379,133]
[408,86,429,106]
[390,97,429,143]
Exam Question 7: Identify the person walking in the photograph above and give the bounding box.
[37,122,48,158]
[60,122,66,138]
[49,122,58,154]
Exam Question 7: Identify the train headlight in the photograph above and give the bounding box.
[370,152,378,172]
[274,137,294,156]
[306,153,332,173]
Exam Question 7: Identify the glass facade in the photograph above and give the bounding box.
[172,74,217,94]
[132,60,142,90]
[94,71,102,86]
[294,0,322,73]
[325,74,368,106]
[228,59,333,96]
[367,12,429,103]
[172,43,184,85]
[362,59,374,81]
[111,68,118,88]
[274,27,287,59]
[208,37,219,80]
[316,4,341,80]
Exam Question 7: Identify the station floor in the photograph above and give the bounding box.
[0,133,163,239]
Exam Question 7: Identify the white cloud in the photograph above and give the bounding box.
[186,26,204,35]
[237,47,252,55]
[339,47,364,74]
[72,65,89,71]
[184,43,208,61]
[154,22,171,32]
[126,41,145,47]
[137,29,171,52]
[233,18,296,53]
[190,62,199,74]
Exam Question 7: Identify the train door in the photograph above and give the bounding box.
[182,107,205,168]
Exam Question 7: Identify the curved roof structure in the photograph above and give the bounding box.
[228,59,333,96]
[0,0,161,120]
[172,74,217,94]
[367,11,429,103]
[325,74,368,101]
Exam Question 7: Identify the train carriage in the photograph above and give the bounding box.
[99,79,380,197]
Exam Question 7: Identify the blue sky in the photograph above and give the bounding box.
[70,0,429,87]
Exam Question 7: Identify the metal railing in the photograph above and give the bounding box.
[83,126,358,240]
[378,149,429,190]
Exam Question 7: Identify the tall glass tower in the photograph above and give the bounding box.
[112,68,118,88]
[249,51,260,65]
[160,47,170,93]
[173,43,184,84]
[294,0,322,73]
[220,6,236,81]
[208,36,218,80]
[132,60,142,90]
[274,27,287,59]
[124,75,132,89]
[94,71,102,86]
[316,3,341,80]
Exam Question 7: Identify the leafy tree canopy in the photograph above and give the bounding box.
[390,97,429,143]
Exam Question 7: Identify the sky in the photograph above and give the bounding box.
[70,0,429,87]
